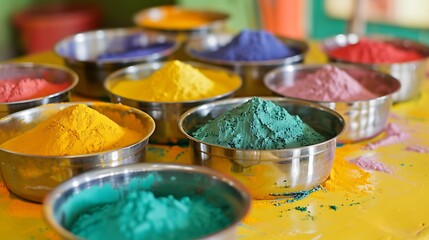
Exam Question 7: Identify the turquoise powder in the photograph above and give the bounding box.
[193,97,326,149]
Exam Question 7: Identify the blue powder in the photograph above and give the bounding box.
[193,97,326,150]
[196,29,298,61]
[97,42,174,61]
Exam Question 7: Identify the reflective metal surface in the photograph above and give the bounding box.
[0,102,155,202]
[179,97,345,199]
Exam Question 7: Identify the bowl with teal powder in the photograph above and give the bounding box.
[179,97,345,199]
[43,163,251,240]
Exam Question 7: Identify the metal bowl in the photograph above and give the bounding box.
[321,33,429,102]
[0,102,155,202]
[186,32,308,96]
[264,64,401,143]
[0,62,78,118]
[54,28,179,98]
[43,163,251,240]
[178,97,345,199]
[104,61,242,145]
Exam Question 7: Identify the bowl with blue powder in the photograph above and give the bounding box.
[185,29,308,96]
[179,97,345,199]
[44,163,251,240]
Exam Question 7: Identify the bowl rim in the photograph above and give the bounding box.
[0,102,155,158]
[178,96,346,152]
[263,63,402,104]
[43,162,252,240]
[0,62,78,105]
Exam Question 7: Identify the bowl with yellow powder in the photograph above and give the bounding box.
[179,97,345,199]
[0,102,155,202]
[0,62,78,118]
[44,163,251,240]
[104,60,242,144]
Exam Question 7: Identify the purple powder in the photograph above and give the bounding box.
[196,30,298,61]
[97,42,174,61]
[350,155,393,174]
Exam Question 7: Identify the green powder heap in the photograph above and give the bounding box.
[193,97,326,149]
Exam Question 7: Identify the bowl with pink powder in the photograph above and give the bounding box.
[321,33,429,102]
[264,63,401,143]
[0,62,78,118]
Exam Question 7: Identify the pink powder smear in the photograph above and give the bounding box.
[405,145,429,153]
[276,65,378,101]
[0,78,70,102]
[364,123,410,150]
[350,155,393,174]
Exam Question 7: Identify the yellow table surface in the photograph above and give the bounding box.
[2,43,429,239]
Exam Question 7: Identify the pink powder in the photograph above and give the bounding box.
[350,155,393,174]
[276,65,378,101]
[405,145,429,153]
[0,78,70,103]
[364,123,410,150]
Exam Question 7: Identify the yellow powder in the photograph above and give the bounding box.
[139,7,211,30]
[0,104,143,156]
[110,60,240,102]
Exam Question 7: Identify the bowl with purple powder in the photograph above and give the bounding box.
[44,163,251,240]
[264,63,401,143]
[179,97,345,199]
[185,29,308,97]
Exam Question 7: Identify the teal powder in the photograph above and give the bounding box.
[193,97,326,150]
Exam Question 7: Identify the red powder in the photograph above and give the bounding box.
[0,78,70,102]
[328,38,423,64]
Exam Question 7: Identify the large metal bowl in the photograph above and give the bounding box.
[186,32,308,96]
[264,64,401,143]
[0,62,78,118]
[43,163,251,240]
[54,28,179,98]
[104,61,242,145]
[321,33,429,102]
[179,97,345,199]
[0,102,155,202]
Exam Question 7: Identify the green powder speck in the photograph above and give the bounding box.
[329,205,338,211]
[193,97,326,150]
[295,206,308,212]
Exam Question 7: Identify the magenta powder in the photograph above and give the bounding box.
[364,123,410,150]
[350,155,393,174]
[404,145,429,153]
[277,65,378,101]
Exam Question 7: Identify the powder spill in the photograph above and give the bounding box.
[404,145,429,153]
[364,123,410,150]
[0,78,70,102]
[110,60,240,102]
[197,29,298,61]
[0,104,142,155]
[193,97,326,149]
[277,65,378,101]
[350,155,393,174]
[97,42,174,62]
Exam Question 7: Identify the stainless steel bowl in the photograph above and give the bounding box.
[186,32,308,96]
[104,61,242,145]
[179,97,345,199]
[0,62,78,118]
[54,28,179,98]
[264,64,401,143]
[321,33,429,102]
[0,102,155,202]
[43,163,251,240]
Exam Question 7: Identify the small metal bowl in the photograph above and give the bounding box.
[104,61,242,145]
[0,62,78,118]
[0,102,155,202]
[186,32,308,96]
[54,28,179,98]
[321,33,429,102]
[264,64,401,143]
[179,97,345,199]
[43,163,251,240]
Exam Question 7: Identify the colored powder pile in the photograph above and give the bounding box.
[0,78,70,102]
[139,8,211,29]
[197,29,298,61]
[350,155,393,174]
[364,123,410,150]
[97,42,174,61]
[328,38,423,64]
[193,97,326,149]
[110,60,240,102]
[277,65,378,101]
[0,104,142,155]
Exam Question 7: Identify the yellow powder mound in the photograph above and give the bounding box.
[0,104,143,156]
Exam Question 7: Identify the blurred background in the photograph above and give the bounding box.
[2,0,429,60]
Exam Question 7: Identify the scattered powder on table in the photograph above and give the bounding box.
[97,42,174,62]
[0,78,70,102]
[0,104,142,155]
[193,97,326,150]
[364,123,410,150]
[350,155,393,174]
[277,65,378,101]
[404,145,429,153]
[328,38,423,64]
[110,60,240,102]
[196,29,298,61]
[138,8,211,29]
